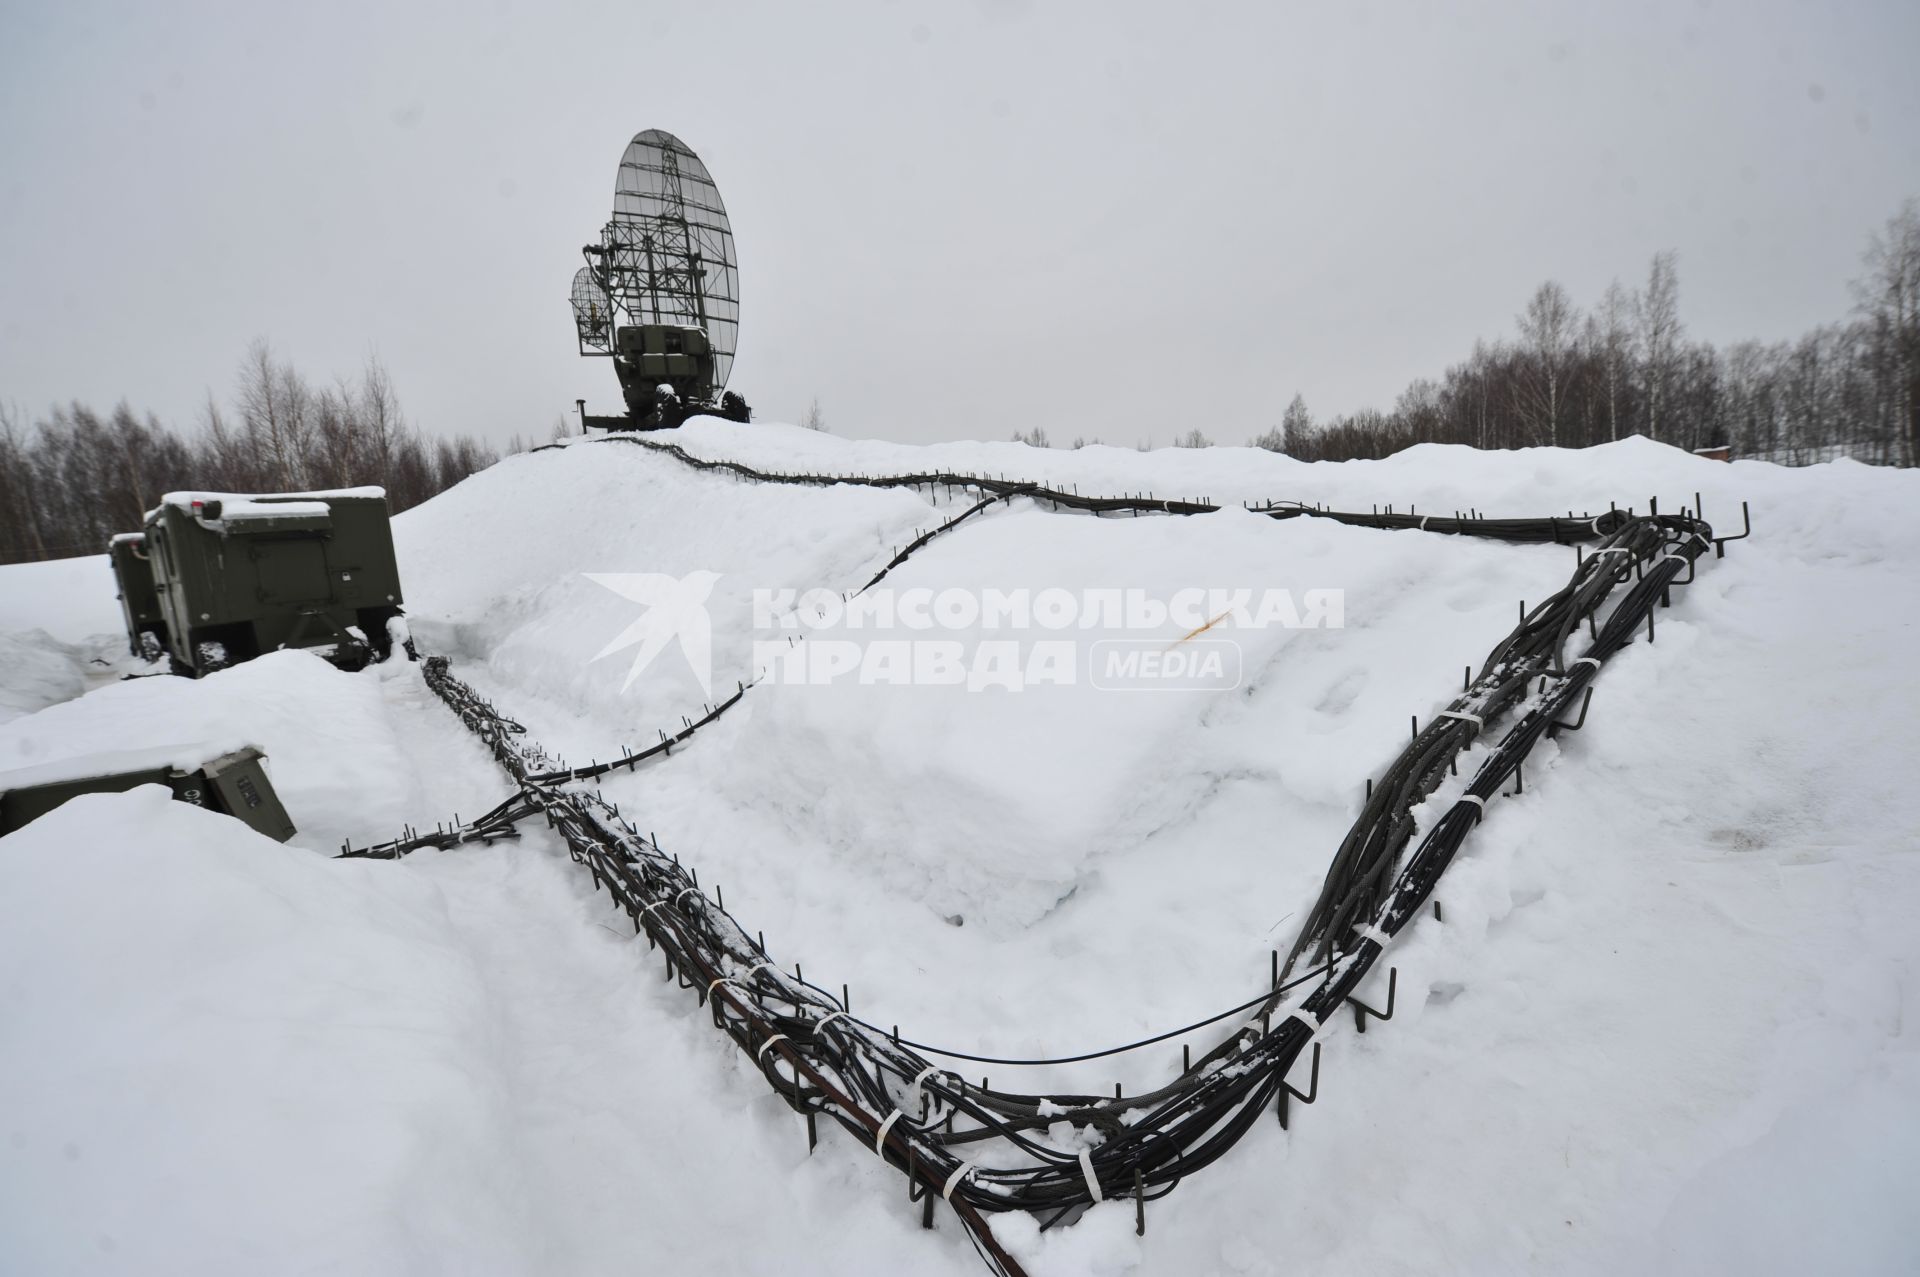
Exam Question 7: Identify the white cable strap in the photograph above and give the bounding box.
[674,886,702,908]
[813,1010,853,1037]
[874,1108,904,1155]
[755,1033,788,1063]
[943,1157,982,1203]
[1590,546,1630,557]
[1078,1148,1104,1203]
[706,976,739,998]
[1419,515,1431,531]
[640,899,673,920]
[1657,553,1688,568]
[1351,922,1393,949]
[1286,1008,1320,1034]
[1588,515,1606,535]
[1570,656,1600,672]
[910,1064,940,1108]
[742,961,776,983]
[1455,793,1488,814]
[1437,709,1483,730]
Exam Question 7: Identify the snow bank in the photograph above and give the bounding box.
[1,422,1917,1274]
[0,554,122,643]
[0,788,527,1274]
[0,650,456,855]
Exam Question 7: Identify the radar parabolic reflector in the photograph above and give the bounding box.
[571,267,613,352]
[599,129,740,389]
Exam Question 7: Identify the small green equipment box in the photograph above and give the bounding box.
[0,744,298,842]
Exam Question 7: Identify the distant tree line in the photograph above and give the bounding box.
[0,341,513,564]
[1261,200,1920,467]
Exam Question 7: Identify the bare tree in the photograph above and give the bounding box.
[1855,199,1920,466]
[801,398,827,432]
[0,401,48,560]
[235,339,312,489]
[1515,281,1577,445]
[1634,251,1683,443]
[1597,280,1632,441]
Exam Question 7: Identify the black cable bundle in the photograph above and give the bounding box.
[352,438,1740,1275]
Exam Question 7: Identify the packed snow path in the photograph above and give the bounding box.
[3,424,1917,1274]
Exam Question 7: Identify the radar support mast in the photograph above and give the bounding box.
[570,130,750,430]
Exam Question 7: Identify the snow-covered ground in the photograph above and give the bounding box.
[3,424,1917,1275]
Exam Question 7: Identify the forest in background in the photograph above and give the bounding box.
[0,342,536,565]
[1019,200,1919,467]
[8,201,1917,565]
[1256,199,1920,465]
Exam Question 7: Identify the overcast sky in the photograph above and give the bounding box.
[3,0,1916,449]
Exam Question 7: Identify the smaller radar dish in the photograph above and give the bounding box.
[571,267,613,353]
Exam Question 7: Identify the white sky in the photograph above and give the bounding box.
[3,0,1917,449]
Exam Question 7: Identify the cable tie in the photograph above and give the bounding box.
[706,976,739,998]
[1455,793,1488,813]
[1570,656,1600,673]
[813,1010,853,1037]
[910,1064,940,1106]
[756,1033,788,1063]
[943,1157,982,1203]
[674,885,702,908]
[1590,546,1631,557]
[1657,553,1687,568]
[1437,709,1483,730]
[1419,515,1431,531]
[875,1108,904,1155]
[1078,1148,1104,1203]
[640,899,673,921]
[1286,1008,1320,1035]
[1588,515,1605,535]
[1351,922,1393,949]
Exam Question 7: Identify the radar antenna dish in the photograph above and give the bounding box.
[571,267,613,353]
[572,129,747,429]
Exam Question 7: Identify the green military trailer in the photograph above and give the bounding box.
[143,487,413,678]
[107,531,169,661]
[0,743,297,842]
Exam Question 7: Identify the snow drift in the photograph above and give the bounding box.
[3,422,1918,1275]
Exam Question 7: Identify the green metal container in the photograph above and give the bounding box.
[143,488,409,677]
[0,744,297,842]
[107,532,169,660]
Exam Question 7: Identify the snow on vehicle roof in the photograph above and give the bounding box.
[216,499,331,522]
[0,741,251,791]
[147,487,385,523]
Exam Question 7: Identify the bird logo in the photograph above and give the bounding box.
[584,570,721,696]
